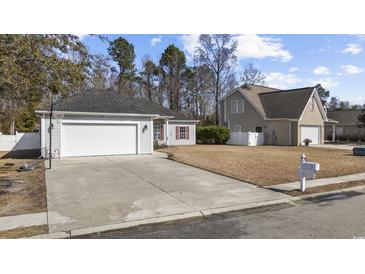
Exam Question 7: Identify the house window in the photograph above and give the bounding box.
[310,97,315,112]
[179,126,186,139]
[255,127,263,133]
[231,99,244,114]
[232,125,241,132]
[154,124,162,140]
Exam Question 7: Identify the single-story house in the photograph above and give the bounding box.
[324,109,365,141]
[219,84,333,146]
[36,90,198,158]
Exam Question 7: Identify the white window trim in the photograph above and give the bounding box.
[231,99,244,114]
[179,126,187,139]
[232,125,241,132]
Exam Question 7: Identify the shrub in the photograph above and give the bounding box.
[196,126,230,144]
[303,138,312,146]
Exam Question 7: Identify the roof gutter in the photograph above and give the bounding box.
[264,118,299,121]
[35,110,160,118]
[169,120,200,123]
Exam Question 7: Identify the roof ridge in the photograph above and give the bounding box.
[243,84,281,90]
[258,86,314,95]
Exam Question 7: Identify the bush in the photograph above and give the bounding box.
[303,138,312,146]
[196,126,230,144]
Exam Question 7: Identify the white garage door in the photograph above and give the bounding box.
[62,123,137,157]
[301,126,320,145]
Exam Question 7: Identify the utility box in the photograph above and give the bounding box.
[353,146,365,156]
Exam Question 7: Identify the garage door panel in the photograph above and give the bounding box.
[301,126,319,145]
[62,123,137,157]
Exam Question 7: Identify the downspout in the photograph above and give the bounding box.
[49,98,53,169]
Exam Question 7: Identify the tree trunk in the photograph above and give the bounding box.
[215,75,220,125]
[10,119,16,135]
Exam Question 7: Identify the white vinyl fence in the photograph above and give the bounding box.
[0,132,40,151]
[229,132,264,146]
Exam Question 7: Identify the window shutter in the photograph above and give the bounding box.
[186,126,189,139]
[176,126,179,140]
[160,125,164,140]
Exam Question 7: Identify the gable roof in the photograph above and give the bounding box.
[40,90,195,121]
[327,109,362,125]
[258,87,315,119]
[221,84,321,120]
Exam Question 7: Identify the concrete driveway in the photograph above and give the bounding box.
[46,153,286,233]
[312,143,356,150]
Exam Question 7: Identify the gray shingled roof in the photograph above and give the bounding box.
[258,87,315,119]
[49,90,195,120]
[327,109,362,125]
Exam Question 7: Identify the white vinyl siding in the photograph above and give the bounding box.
[231,99,244,114]
[167,123,196,146]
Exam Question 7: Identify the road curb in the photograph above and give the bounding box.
[24,185,365,239]
[25,231,70,239]
[69,211,203,238]
[201,198,292,216]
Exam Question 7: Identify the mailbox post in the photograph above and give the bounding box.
[297,153,320,192]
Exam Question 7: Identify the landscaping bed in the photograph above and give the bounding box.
[0,151,47,217]
[158,145,365,186]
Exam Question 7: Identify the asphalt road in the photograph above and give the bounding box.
[77,189,365,239]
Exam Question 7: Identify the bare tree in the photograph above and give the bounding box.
[184,64,213,119]
[88,54,112,90]
[196,34,237,125]
[139,55,158,101]
[240,63,266,85]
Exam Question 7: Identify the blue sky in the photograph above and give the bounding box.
[81,34,365,104]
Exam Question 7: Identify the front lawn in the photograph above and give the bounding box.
[0,152,47,217]
[158,145,365,186]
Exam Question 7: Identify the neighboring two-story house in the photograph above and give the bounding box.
[219,84,331,146]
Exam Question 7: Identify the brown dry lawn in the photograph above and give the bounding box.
[0,151,47,217]
[158,145,365,186]
[0,225,48,239]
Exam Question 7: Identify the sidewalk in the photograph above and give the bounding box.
[0,212,47,231]
[267,173,365,192]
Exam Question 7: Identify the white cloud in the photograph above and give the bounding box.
[265,72,301,89]
[313,66,330,75]
[288,67,299,72]
[180,34,293,62]
[341,64,364,74]
[306,77,338,89]
[150,36,162,47]
[235,34,293,62]
[342,43,362,55]
[180,34,200,57]
[75,34,87,40]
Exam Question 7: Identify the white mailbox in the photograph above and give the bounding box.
[297,154,320,192]
[301,162,320,172]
